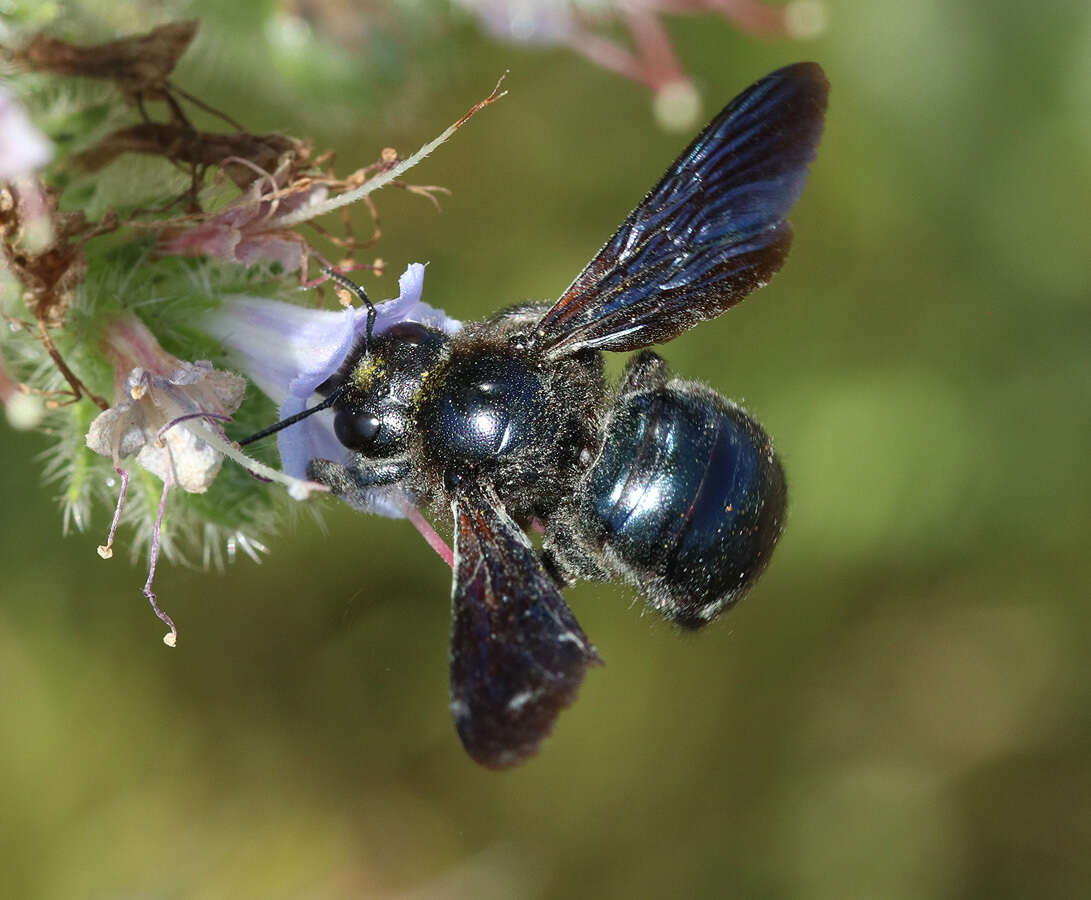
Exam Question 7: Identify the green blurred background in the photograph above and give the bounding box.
[2,1,1090,897]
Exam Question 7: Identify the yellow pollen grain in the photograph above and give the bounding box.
[352,357,385,389]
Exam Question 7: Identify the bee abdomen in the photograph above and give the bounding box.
[583,383,786,628]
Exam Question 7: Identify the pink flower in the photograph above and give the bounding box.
[456,0,825,130]
[157,158,328,272]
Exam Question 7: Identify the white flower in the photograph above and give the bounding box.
[87,360,246,493]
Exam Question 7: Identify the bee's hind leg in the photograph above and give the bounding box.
[618,350,670,396]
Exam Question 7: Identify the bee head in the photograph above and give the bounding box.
[330,321,446,457]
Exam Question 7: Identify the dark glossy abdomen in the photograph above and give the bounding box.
[585,382,786,628]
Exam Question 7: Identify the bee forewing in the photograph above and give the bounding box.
[449,485,602,768]
[534,62,829,357]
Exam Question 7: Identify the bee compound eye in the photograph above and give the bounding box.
[334,408,382,451]
[383,321,445,356]
[384,321,430,345]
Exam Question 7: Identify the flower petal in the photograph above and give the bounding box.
[205,295,358,404]
[136,425,224,493]
[158,221,243,263]
[234,234,305,271]
[86,356,246,495]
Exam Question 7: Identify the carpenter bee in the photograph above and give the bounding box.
[248,63,827,768]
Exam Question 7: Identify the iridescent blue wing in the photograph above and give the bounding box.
[449,485,602,768]
[532,62,828,357]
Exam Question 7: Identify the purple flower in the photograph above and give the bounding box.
[0,85,53,180]
[0,86,55,250]
[205,263,460,517]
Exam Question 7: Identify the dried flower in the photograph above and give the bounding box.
[146,73,507,280]
[156,156,328,273]
[0,84,58,284]
[82,316,245,643]
[72,123,302,189]
[0,86,54,425]
[83,314,335,644]
[9,21,199,109]
[0,15,503,638]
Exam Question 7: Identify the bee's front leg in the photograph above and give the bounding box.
[307,457,410,506]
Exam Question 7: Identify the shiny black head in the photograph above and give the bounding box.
[324,321,447,459]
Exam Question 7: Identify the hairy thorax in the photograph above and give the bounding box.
[410,307,606,523]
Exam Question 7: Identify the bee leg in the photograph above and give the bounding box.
[618,349,670,395]
[539,551,571,589]
[542,518,612,588]
[307,457,409,505]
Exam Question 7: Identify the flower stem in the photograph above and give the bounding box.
[259,75,507,231]
[178,418,329,501]
[144,468,178,647]
[97,466,130,560]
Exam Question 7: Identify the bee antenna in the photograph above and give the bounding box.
[322,265,376,354]
[237,383,345,447]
